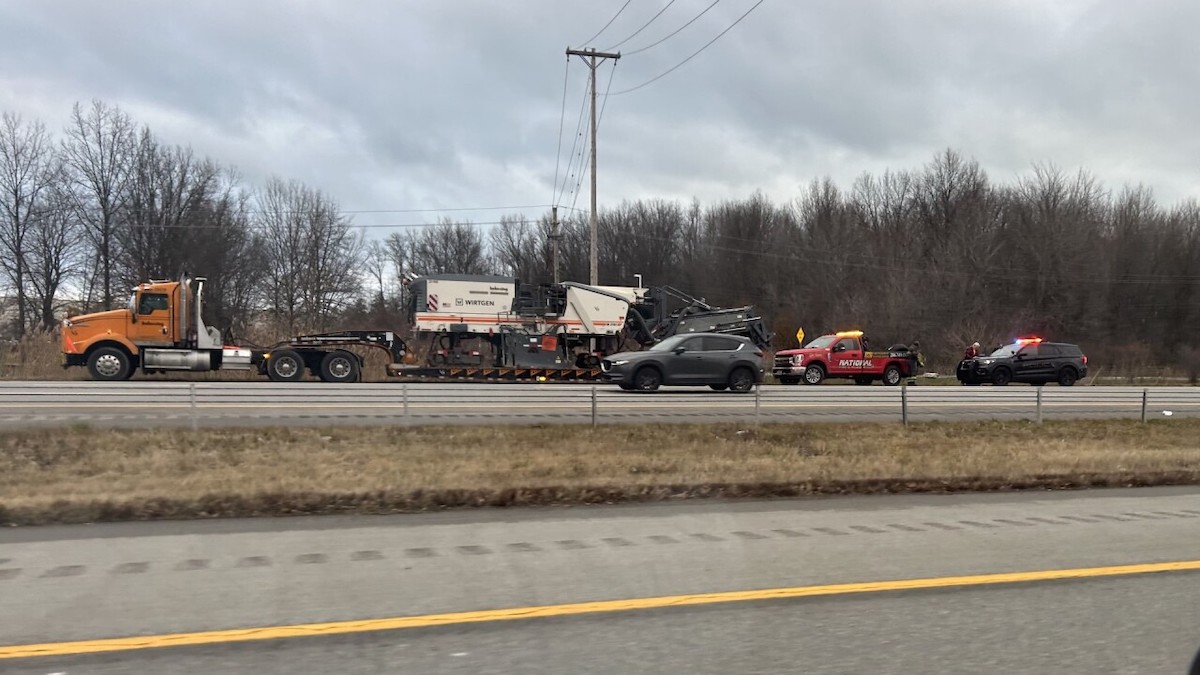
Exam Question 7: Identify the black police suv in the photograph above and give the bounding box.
[956,338,1088,386]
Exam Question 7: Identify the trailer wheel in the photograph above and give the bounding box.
[882,364,903,386]
[266,349,305,382]
[87,346,132,381]
[319,351,360,383]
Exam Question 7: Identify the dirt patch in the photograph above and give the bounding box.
[1,419,1198,525]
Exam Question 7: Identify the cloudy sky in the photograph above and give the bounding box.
[1,0,1197,232]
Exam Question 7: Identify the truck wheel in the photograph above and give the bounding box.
[319,351,360,383]
[854,376,874,386]
[709,384,728,391]
[266,349,305,382]
[1057,367,1078,387]
[803,363,825,385]
[882,365,902,386]
[87,346,131,381]
[633,367,661,392]
[778,376,800,385]
[991,368,1012,386]
[728,367,755,393]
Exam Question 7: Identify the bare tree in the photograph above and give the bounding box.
[404,219,492,275]
[0,112,58,337]
[61,100,135,311]
[257,177,363,332]
[27,175,85,330]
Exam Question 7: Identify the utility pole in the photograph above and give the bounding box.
[565,47,620,286]
[550,206,560,284]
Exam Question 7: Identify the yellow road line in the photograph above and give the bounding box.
[3,559,1198,660]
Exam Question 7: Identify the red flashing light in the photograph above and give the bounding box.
[1015,336,1043,345]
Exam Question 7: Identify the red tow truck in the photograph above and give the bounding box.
[772,330,921,386]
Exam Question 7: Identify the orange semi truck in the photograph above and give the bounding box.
[60,273,406,382]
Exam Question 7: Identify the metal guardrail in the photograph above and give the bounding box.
[0,382,1197,429]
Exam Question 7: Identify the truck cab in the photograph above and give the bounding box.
[772,330,920,386]
[61,274,251,381]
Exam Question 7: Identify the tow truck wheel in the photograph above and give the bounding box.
[1057,367,1078,387]
[319,351,360,383]
[266,349,305,382]
[803,363,826,385]
[728,368,755,393]
[87,346,131,382]
[991,367,1012,386]
[633,367,662,392]
[882,365,902,386]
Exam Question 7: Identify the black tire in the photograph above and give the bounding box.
[1057,367,1078,387]
[991,368,1012,386]
[778,376,800,385]
[87,346,132,381]
[709,384,728,391]
[633,366,662,392]
[266,348,305,382]
[854,376,874,386]
[728,367,755,393]
[618,383,635,391]
[803,363,826,385]
[319,350,360,383]
[882,364,903,387]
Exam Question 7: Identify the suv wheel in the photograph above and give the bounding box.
[991,367,1012,386]
[803,363,826,385]
[633,367,662,392]
[1057,367,1078,387]
[728,367,755,393]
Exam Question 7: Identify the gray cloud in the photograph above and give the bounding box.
[1,0,1196,234]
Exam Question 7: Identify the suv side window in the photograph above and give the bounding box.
[1039,344,1061,357]
[1057,344,1082,356]
[703,337,742,351]
[1019,345,1039,358]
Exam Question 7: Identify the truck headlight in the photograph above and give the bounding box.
[790,355,803,365]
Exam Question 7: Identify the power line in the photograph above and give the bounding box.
[577,0,633,46]
[624,0,722,56]
[551,56,571,208]
[611,0,765,96]
[569,60,619,215]
[606,0,679,50]
[556,86,591,207]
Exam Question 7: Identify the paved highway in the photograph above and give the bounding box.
[2,487,1199,673]
[1,380,1198,429]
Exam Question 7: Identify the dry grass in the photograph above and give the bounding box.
[1,419,1199,525]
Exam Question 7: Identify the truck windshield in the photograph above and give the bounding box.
[804,336,836,349]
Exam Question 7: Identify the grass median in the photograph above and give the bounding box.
[2,419,1199,525]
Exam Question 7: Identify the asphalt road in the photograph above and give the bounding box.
[2,487,1199,673]
[1,380,1198,429]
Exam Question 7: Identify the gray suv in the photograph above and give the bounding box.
[601,333,765,392]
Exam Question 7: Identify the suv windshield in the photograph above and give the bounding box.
[804,336,836,349]
[990,344,1022,357]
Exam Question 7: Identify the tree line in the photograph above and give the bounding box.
[2,101,1198,370]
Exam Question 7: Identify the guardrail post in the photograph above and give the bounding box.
[901,381,909,427]
[402,383,409,418]
[1140,388,1147,424]
[189,383,198,431]
[591,386,598,427]
[754,385,761,424]
[1035,386,1043,425]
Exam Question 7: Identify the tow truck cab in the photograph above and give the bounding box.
[772,330,920,386]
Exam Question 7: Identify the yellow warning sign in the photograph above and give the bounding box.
[795,327,805,345]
